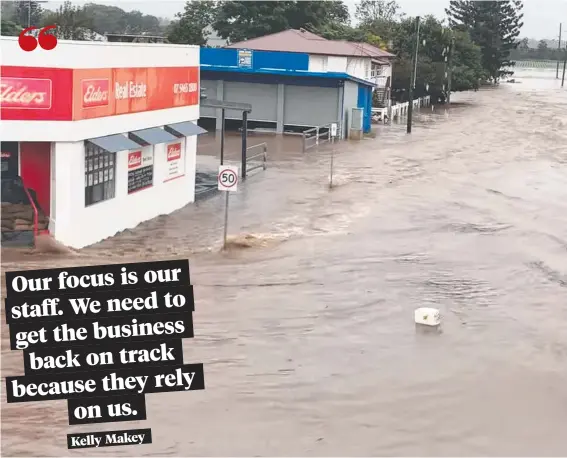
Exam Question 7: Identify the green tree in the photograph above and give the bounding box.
[355,0,402,25]
[168,1,218,45]
[42,1,95,40]
[1,19,22,36]
[446,0,524,81]
[15,0,44,28]
[390,16,483,101]
[80,3,162,36]
[212,1,349,44]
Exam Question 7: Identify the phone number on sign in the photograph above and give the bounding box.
[173,83,198,94]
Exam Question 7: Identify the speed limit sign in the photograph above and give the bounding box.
[218,165,238,192]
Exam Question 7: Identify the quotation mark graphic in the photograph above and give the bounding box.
[18,26,58,52]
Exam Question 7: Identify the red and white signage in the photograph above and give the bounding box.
[82,79,109,108]
[0,77,52,109]
[164,141,185,182]
[128,150,142,169]
[167,142,182,162]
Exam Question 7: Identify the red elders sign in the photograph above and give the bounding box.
[0,66,198,121]
[167,143,182,162]
[128,151,142,169]
[0,77,52,109]
[82,79,110,108]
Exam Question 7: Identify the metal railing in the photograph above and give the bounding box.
[302,124,332,153]
[245,142,268,175]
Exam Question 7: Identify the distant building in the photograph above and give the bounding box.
[200,29,395,137]
[105,33,168,44]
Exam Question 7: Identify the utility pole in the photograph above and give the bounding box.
[557,23,562,79]
[561,52,566,87]
[446,36,455,104]
[407,16,421,134]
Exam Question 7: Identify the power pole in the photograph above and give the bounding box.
[446,35,455,104]
[407,16,421,134]
[557,23,562,79]
[562,52,566,87]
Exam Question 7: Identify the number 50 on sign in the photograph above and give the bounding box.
[218,166,238,192]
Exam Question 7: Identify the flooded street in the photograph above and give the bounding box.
[2,69,567,456]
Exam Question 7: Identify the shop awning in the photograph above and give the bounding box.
[128,127,178,146]
[164,121,208,138]
[87,134,141,153]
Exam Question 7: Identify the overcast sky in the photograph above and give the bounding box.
[43,0,567,40]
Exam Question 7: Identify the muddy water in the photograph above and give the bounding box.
[2,69,567,456]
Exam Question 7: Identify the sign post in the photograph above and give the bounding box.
[218,165,239,249]
[329,123,337,188]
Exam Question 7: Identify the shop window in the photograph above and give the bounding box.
[84,142,115,207]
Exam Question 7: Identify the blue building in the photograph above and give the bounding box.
[200,29,394,138]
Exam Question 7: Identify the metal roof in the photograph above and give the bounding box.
[164,121,208,137]
[129,127,178,145]
[87,134,140,153]
[226,29,395,59]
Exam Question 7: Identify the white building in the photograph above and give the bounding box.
[226,29,394,88]
[0,38,205,249]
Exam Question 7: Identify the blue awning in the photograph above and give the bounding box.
[129,127,178,145]
[87,134,141,153]
[165,121,208,137]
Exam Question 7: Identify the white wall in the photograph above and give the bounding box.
[1,106,201,143]
[327,56,348,73]
[1,37,199,69]
[347,57,371,80]
[308,55,327,72]
[52,135,197,249]
[0,38,200,142]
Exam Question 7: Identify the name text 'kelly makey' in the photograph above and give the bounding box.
[67,428,152,449]
[71,431,146,447]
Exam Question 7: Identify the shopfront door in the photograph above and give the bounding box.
[1,142,19,178]
[20,142,51,217]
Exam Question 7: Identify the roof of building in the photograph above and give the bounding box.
[225,29,395,61]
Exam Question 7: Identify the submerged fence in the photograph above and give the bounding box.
[245,142,268,176]
[302,124,332,153]
[372,95,431,122]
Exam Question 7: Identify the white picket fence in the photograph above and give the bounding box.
[372,96,431,122]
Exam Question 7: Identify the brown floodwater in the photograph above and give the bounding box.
[2,69,567,456]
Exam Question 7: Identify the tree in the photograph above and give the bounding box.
[537,39,548,52]
[15,0,44,28]
[212,1,349,44]
[446,0,524,82]
[1,19,21,36]
[353,0,402,46]
[355,0,402,25]
[390,15,483,101]
[42,1,96,40]
[168,1,218,45]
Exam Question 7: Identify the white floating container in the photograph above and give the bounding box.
[414,307,441,326]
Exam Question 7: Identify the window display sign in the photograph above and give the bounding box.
[237,49,253,69]
[164,141,185,183]
[127,148,153,194]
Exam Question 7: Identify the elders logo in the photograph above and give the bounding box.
[0,77,52,109]
[82,79,110,108]
[128,151,142,169]
[167,143,182,162]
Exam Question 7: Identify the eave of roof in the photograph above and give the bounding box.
[200,65,377,87]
